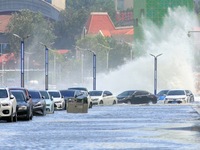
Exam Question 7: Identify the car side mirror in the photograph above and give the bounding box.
[42,96,45,99]
[10,95,15,99]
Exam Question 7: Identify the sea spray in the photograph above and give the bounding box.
[94,7,199,95]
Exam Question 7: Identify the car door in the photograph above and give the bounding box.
[105,91,113,105]
[133,91,144,104]
[102,91,109,105]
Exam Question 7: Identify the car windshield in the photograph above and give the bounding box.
[48,91,60,98]
[89,91,102,96]
[60,90,75,97]
[118,91,135,97]
[0,89,8,98]
[167,90,185,96]
[40,91,49,99]
[68,87,87,91]
[29,91,41,99]
[157,90,169,96]
[11,91,25,102]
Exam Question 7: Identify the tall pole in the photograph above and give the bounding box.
[13,34,29,87]
[93,52,96,90]
[150,53,162,95]
[45,46,49,90]
[21,40,25,87]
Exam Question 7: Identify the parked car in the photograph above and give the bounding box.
[68,87,93,108]
[0,88,17,122]
[9,87,33,119]
[48,90,65,110]
[164,89,191,104]
[156,90,169,101]
[185,90,195,102]
[117,90,157,104]
[10,90,32,120]
[39,90,54,113]
[28,90,46,115]
[60,89,82,109]
[89,90,117,105]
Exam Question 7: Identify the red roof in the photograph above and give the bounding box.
[85,12,133,37]
[0,53,15,64]
[56,49,69,54]
[0,15,12,33]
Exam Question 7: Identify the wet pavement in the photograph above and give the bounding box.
[1,104,200,150]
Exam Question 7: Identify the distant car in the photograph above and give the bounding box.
[156,90,169,101]
[28,90,46,115]
[68,87,93,108]
[185,90,195,102]
[39,90,54,113]
[10,90,33,120]
[164,89,190,104]
[89,90,117,105]
[117,90,157,104]
[48,90,65,110]
[9,87,33,119]
[0,88,18,122]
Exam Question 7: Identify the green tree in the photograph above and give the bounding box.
[6,10,56,68]
[76,34,131,73]
[55,0,115,49]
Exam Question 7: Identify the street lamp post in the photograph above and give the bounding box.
[13,34,30,87]
[76,46,96,90]
[97,43,112,70]
[40,42,49,90]
[150,53,162,95]
[187,30,200,37]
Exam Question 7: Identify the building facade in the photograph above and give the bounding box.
[133,0,194,39]
[44,0,66,10]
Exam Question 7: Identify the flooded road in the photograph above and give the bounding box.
[1,104,200,150]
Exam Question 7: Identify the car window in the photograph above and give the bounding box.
[157,90,169,96]
[48,91,60,98]
[105,91,112,96]
[89,91,102,96]
[60,90,75,97]
[11,91,25,102]
[118,91,135,97]
[0,89,8,98]
[29,91,41,99]
[167,90,185,95]
[40,91,50,99]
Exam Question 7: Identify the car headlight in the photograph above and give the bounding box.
[19,106,27,110]
[35,102,42,107]
[54,101,62,104]
[2,103,11,106]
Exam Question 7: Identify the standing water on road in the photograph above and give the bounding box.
[0,104,200,149]
[95,7,198,95]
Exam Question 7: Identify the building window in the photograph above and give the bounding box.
[0,43,9,54]
[117,0,124,11]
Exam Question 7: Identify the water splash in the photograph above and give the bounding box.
[95,7,199,95]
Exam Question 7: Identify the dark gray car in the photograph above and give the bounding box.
[117,90,157,104]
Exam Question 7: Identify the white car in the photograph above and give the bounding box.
[0,88,17,122]
[164,89,189,104]
[39,90,54,113]
[48,90,65,110]
[89,90,117,105]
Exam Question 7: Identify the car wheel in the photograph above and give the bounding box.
[13,113,17,122]
[99,100,103,105]
[26,110,30,121]
[7,109,13,122]
[89,102,93,108]
[127,100,131,104]
[113,100,116,105]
